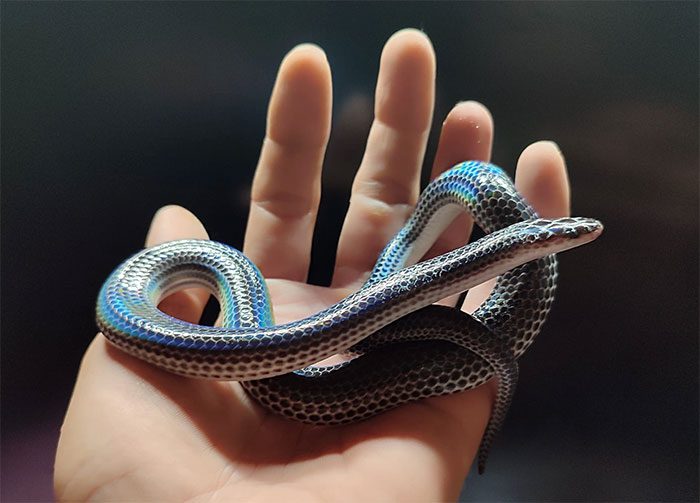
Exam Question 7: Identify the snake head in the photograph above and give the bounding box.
[516,217,603,251]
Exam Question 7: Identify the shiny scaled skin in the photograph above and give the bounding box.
[96,161,603,473]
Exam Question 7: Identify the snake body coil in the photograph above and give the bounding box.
[97,161,602,472]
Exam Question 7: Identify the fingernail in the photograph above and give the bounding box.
[151,205,175,223]
[391,28,431,42]
[147,205,174,238]
[541,140,561,153]
[291,43,326,57]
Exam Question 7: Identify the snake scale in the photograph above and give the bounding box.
[96,161,602,472]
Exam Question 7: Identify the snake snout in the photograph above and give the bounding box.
[568,217,604,238]
[546,217,604,247]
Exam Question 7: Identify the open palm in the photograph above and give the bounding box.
[55,29,571,501]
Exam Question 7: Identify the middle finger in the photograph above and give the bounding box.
[332,29,436,288]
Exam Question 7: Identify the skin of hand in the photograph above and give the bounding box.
[55,29,571,502]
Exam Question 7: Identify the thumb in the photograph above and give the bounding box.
[145,205,211,324]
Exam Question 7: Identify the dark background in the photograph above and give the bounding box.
[2,2,698,501]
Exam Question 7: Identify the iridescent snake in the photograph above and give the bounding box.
[96,161,602,472]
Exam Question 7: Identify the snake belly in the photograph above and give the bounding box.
[96,161,602,472]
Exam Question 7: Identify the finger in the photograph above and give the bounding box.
[427,100,494,261]
[145,205,211,324]
[430,101,494,178]
[462,140,570,313]
[514,141,570,218]
[421,141,571,483]
[244,44,332,282]
[332,29,435,288]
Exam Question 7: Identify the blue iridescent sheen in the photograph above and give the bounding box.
[95,160,603,473]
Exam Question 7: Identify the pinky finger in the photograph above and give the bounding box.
[462,141,570,314]
[514,141,570,218]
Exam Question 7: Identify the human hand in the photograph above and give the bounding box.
[55,29,570,501]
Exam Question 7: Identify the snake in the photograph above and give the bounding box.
[96,161,602,473]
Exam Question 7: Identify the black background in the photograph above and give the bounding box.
[2,2,698,501]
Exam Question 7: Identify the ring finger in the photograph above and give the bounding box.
[332,29,436,288]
